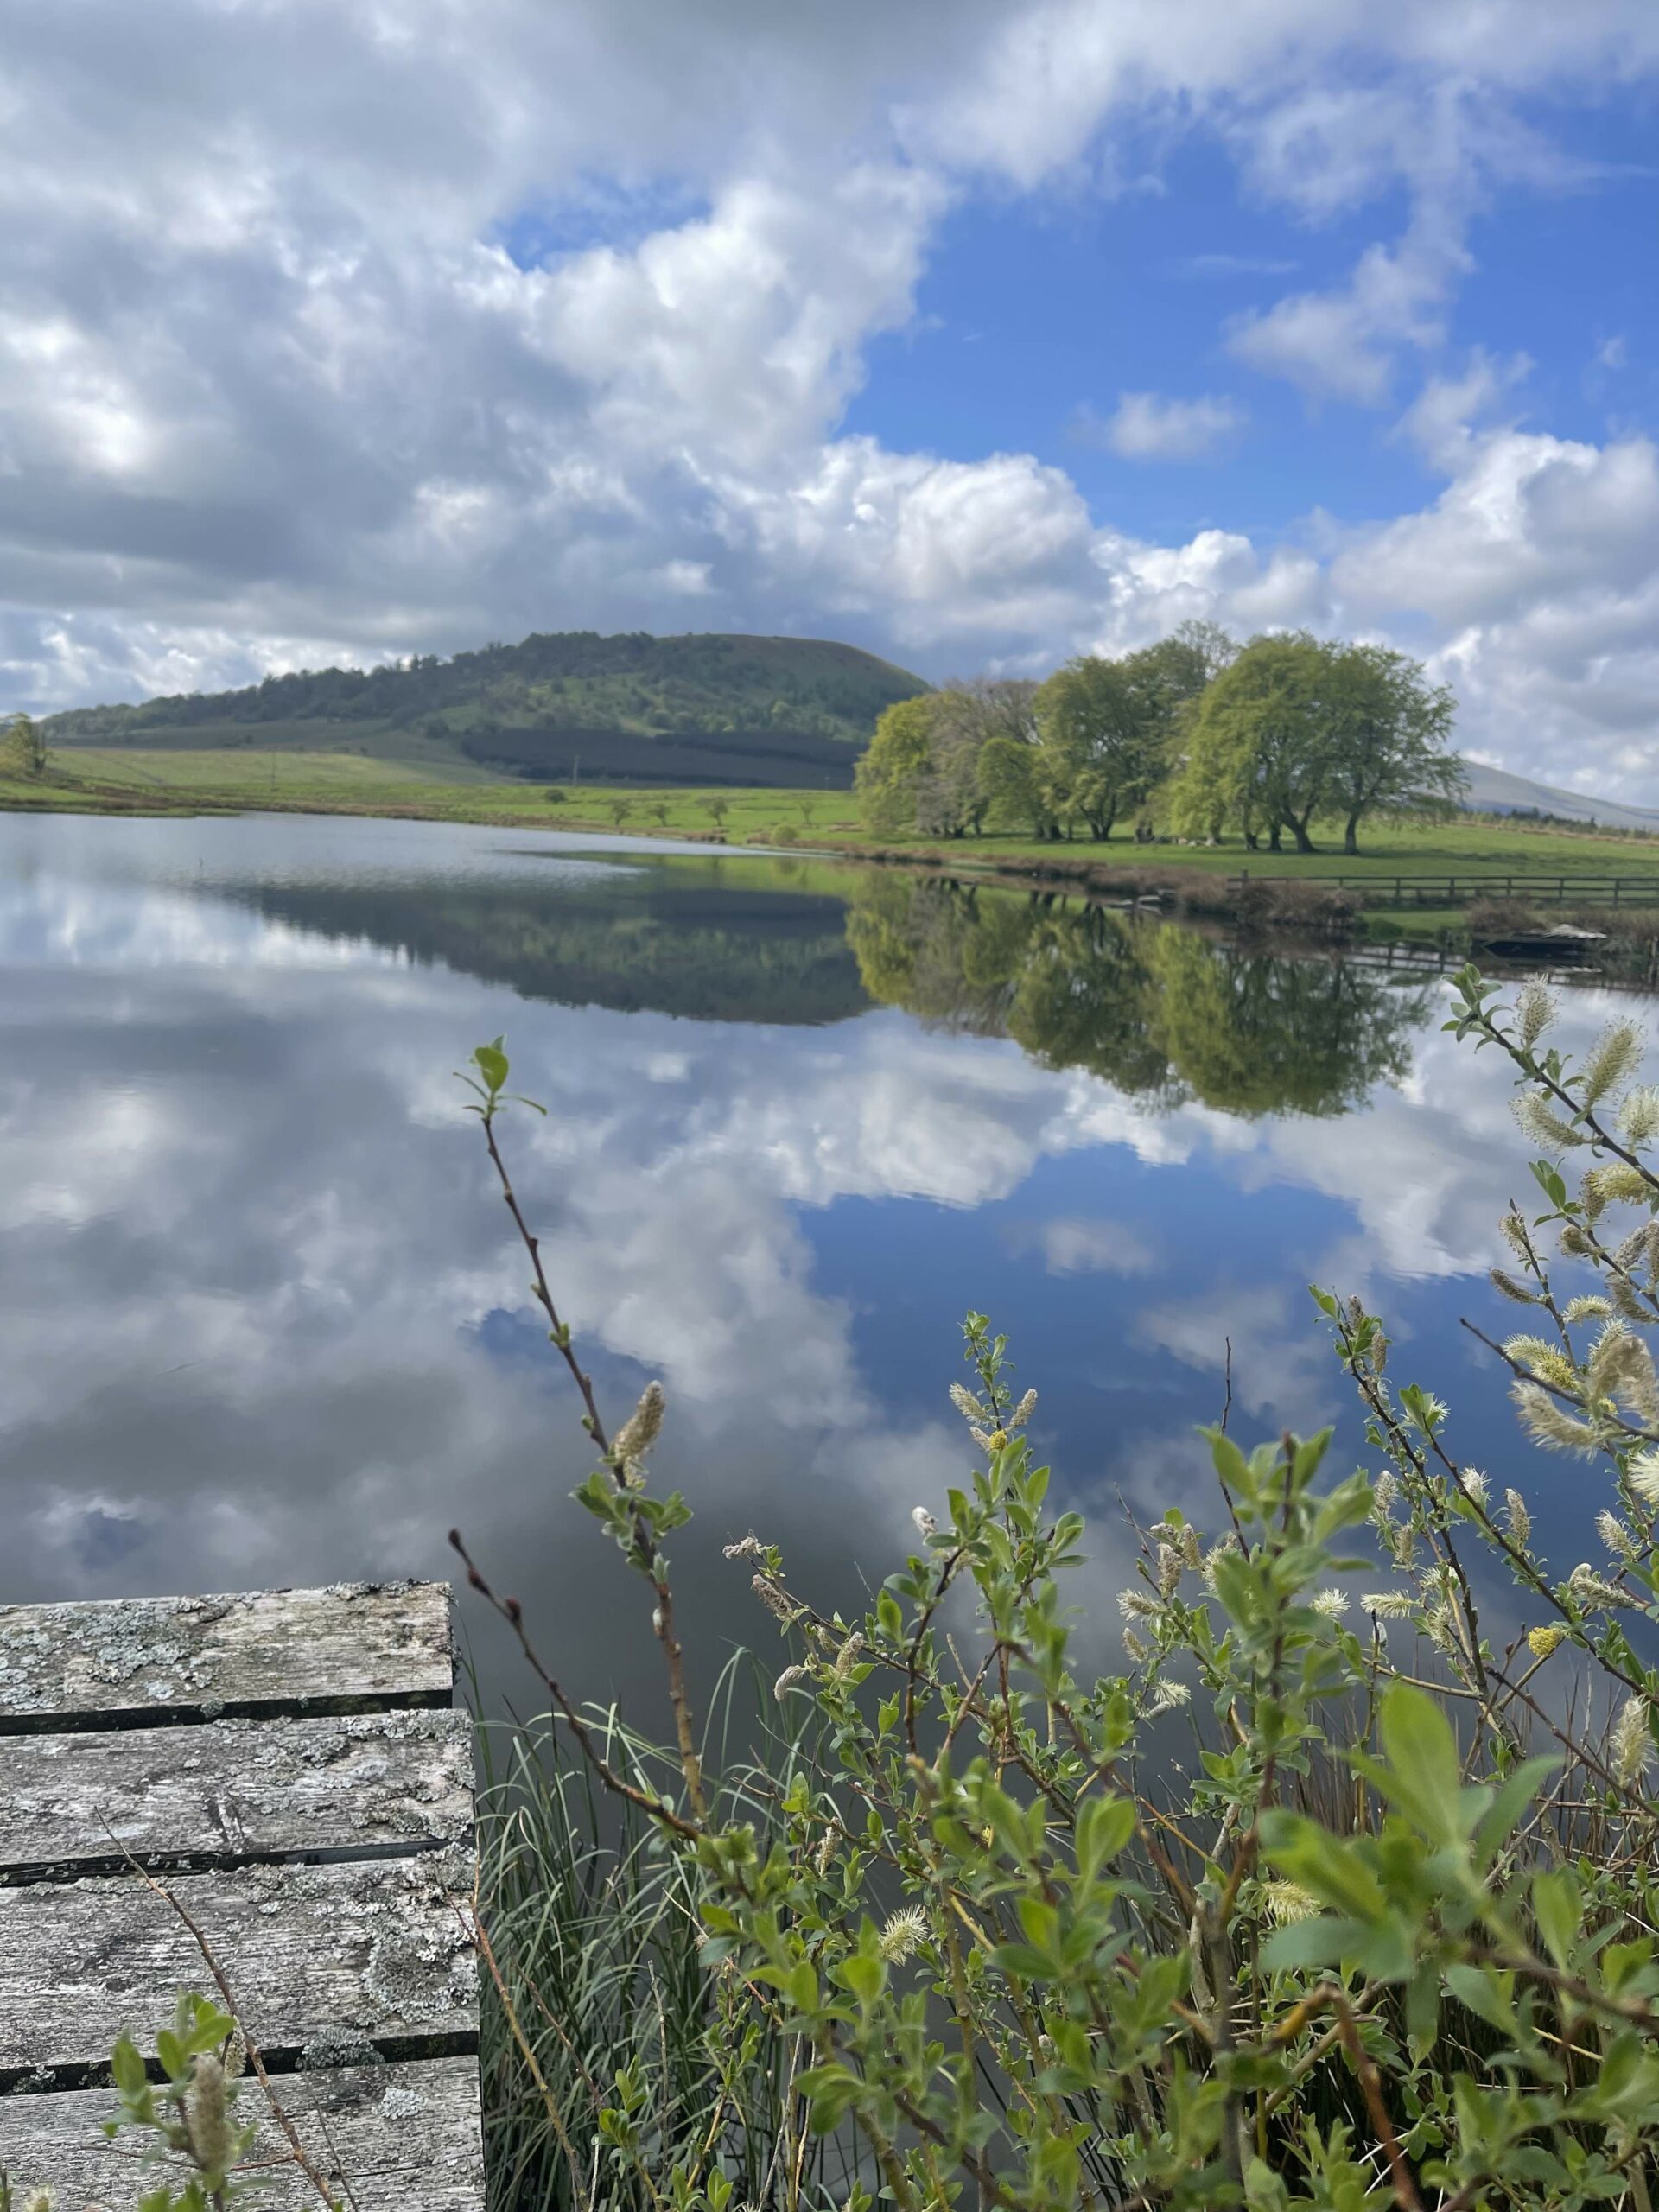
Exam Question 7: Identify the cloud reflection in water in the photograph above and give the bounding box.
[0,813,1639,1715]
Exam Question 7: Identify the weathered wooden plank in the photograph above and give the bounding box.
[0,1709,474,1876]
[0,1582,453,1731]
[0,2056,485,2209]
[0,1853,477,2077]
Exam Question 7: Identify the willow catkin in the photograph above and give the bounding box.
[184,2054,233,2182]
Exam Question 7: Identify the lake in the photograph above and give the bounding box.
[0,810,1636,1722]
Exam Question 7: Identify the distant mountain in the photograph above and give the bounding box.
[1457,760,1659,834]
[40,629,930,789]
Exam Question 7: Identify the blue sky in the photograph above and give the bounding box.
[3,3,1659,791]
[849,92,1658,548]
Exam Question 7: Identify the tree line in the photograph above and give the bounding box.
[855,623,1463,855]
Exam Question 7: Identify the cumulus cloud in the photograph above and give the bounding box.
[1082,392,1247,461]
[1228,219,1465,405]
[2,0,1659,785]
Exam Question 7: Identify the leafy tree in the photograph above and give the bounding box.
[1122,621,1238,808]
[1034,655,1162,840]
[854,694,950,836]
[706,796,730,833]
[976,734,1052,838]
[916,728,987,836]
[1122,621,1236,741]
[921,678,1045,837]
[1174,632,1332,851]
[951,676,1041,746]
[3,711,46,778]
[1324,640,1462,853]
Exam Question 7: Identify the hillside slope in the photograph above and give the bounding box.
[41,630,929,788]
[1457,760,1659,834]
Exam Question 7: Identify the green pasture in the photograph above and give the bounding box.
[8,748,1659,906]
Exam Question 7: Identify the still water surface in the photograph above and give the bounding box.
[0,811,1636,1713]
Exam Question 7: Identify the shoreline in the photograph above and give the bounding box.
[9,773,1659,958]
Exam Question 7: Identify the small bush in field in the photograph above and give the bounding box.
[1230,877,1362,938]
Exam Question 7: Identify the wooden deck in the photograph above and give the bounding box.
[0,1580,485,2208]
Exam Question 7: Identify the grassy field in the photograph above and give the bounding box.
[8,747,1659,906]
[54,717,509,780]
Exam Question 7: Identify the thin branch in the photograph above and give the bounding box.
[116,1849,348,2211]
[466,1091,708,1819]
[448,1530,702,1840]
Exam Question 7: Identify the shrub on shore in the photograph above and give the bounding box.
[1181,874,1361,938]
[451,984,1659,2209]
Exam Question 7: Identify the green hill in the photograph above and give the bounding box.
[40,630,929,789]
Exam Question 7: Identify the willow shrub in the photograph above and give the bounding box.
[455,972,1659,2212]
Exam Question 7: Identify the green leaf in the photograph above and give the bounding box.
[835,1954,885,2005]
[993,1942,1057,1981]
[1259,1809,1389,1920]
[1371,1681,1465,1844]
[1471,1755,1556,1866]
[472,1039,509,1096]
[1261,1916,1368,1972]
[1209,1548,1257,1627]
[1532,1867,1582,1969]
[1445,1962,1517,2036]
[111,2035,148,2095]
[797,2063,861,2132]
[1076,1793,1135,1883]
[1405,1961,1441,2053]
[784,1959,820,2015]
[1203,1427,1251,1494]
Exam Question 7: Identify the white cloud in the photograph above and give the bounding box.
[1008,1217,1158,1274]
[1228,219,1465,405]
[2,0,1659,785]
[1084,392,1247,461]
[1395,350,1530,470]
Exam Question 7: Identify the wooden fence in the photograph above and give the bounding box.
[1228,872,1659,909]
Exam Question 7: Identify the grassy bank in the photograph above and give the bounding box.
[10,747,1659,938]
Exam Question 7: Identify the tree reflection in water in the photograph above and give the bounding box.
[845,874,1436,1118]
